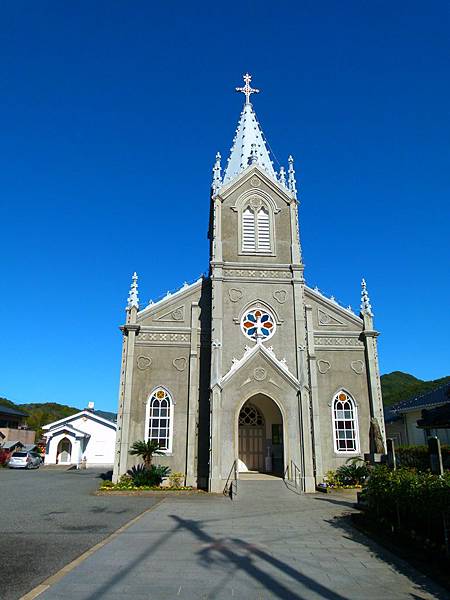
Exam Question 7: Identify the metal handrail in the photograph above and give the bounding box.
[223,459,238,499]
[283,459,302,491]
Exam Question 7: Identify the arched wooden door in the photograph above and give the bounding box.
[238,404,265,471]
[57,438,72,464]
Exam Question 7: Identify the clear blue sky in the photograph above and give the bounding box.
[1,2,449,411]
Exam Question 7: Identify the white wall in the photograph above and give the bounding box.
[45,414,116,466]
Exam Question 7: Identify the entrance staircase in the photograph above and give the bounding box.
[224,468,302,501]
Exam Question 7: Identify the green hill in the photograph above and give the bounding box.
[381,372,450,407]
[0,397,80,438]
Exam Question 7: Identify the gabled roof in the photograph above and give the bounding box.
[42,410,117,431]
[2,440,23,450]
[220,343,301,390]
[137,277,204,319]
[0,405,28,418]
[304,286,362,327]
[223,101,276,186]
[43,422,90,439]
[390,383,450,414]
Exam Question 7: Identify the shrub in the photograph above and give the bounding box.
[335,457,370,486]
[127,464,171,487]
[0,449,10,467]
[169,472,184,488]
[396,445,450,471]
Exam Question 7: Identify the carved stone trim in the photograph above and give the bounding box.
[224,268,291,280]
[154,305,185,322]
[172,357,187,372]
[137,356,152,371]
[228,288,243,303]
[136,332,190,345]
[273,289,287,304]
[253,367,267,381]
[317,359,331,374]
[318,309,345,327]
[350,359,365,374]
[314,336,364,349]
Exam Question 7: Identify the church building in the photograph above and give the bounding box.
[113,75,386,492]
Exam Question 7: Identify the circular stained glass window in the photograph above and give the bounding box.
[241,308,276,342]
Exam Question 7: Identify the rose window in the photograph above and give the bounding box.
[241,308,276,342]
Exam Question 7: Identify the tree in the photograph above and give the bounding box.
[129,440,163,468]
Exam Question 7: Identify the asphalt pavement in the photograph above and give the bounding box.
[0,466,158,600]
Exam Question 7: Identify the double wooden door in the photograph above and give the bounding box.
[239,425,265,471]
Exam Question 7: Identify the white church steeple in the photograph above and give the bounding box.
[222,73,276,185]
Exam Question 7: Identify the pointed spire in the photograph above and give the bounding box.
[288,155,297,198]
[211,152,222,194]
[278,166,287,188]
[360,278,373,316]
[223,74,276,185]
[127,272,139,310]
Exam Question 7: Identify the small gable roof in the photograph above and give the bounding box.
[220,343,301,390]
[390,383,450,415]
[42,410,117,431]
[43,422,90,439]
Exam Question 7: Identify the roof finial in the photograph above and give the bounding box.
[212,152,222,193]
[361,278,373,316]
[236,73,259,105]
[127,272,139,310]
[288,155,297,198]
[279,166,287,188]
[248,143,258,165]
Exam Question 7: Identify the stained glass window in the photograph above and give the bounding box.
[241,308,276,342]
[332,391,359,453]
[239,405,264,426]
[147,388,172,452]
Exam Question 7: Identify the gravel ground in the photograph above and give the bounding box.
[0,466,159,600]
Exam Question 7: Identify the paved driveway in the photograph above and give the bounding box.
[0,467,158,600]
[39,479,447,600]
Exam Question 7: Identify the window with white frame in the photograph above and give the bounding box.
[241,199,272,253]
[332,391,359,453]
[147,388,173,452]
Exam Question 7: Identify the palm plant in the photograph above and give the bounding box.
[129,440,163,469]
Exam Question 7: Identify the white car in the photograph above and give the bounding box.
[8,451,42,469]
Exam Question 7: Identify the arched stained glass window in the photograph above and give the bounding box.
[332,391,359,453]
[147,388,173,452]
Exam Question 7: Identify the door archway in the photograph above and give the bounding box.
[237,395,284,475]
[57,438,72,464]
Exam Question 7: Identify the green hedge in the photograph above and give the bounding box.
[396,445,450,471]
[362,466,450,549]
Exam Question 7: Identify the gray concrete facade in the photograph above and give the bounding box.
[113,105,386,492]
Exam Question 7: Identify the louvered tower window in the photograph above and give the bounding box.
[241,203,272,253]
[257,207,270,250]
[242,207,256,251]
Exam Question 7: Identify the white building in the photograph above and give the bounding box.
[43,410,116,467]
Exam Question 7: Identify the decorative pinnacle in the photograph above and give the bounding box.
[288,155,297,198]
[212,151,222,193]
[361,278,373,316]
[236,73,260,105]
[127,272,139,310]
[279,166,287,188]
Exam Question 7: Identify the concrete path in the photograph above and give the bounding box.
[38,480,447,600]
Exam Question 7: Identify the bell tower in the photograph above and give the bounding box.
[207,75,315,493]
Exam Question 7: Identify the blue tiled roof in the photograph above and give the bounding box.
[390,383,450,414]
[0,405,28,418]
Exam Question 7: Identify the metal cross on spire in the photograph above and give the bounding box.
[236,73,259,105]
